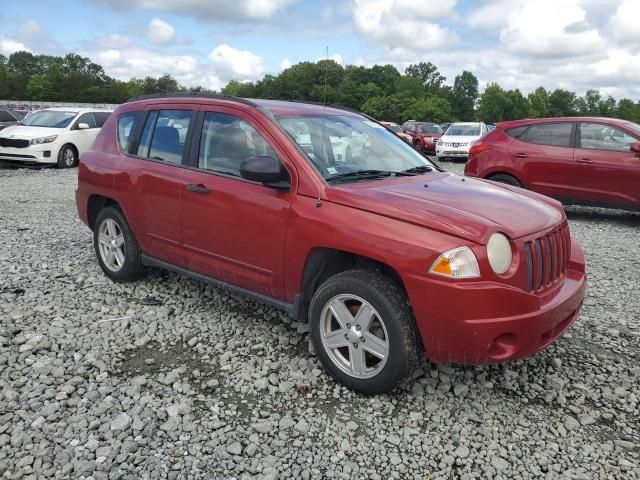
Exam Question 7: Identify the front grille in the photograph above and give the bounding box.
[524,224,571,293]
[0,138,29,148]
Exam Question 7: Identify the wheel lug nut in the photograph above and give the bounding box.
[346,323,351,329]
[356,325,361,331]
[360,337,366,343]
[353,343,358,348]
[344,334,349,339]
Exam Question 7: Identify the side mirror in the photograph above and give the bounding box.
[240,156,290,190]
[630,142,640,154]
[77,123,90,130]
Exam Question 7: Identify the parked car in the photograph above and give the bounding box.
[77,94,586,393]
[436,122,488,161]
[0,108,21,131]
[0,107,112,167]
[380,121,412,143]
[403,122,444,153]
[465,117,640,211]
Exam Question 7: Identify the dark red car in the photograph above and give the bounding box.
[403,122,444,153]
[77,94,586,393]
[465,117,640,211]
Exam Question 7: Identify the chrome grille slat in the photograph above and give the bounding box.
[524,224,570,293]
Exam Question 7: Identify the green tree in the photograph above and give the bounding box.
[451,71,478,120]
[403,96,453,123]
[394,75,424,97]
[361,95,413,123]
[26,74,53,100]
[477,83,513,122]
[548,89,578,117]
[405,62,446,94]
[527,87,550,117]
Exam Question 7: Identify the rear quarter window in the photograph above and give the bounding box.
[117,112,140,153]
[506,126,527,139]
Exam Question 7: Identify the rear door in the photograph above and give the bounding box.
[507,122,575,198]
[122,105,196,266]
[572,122,640,206]
[180,106,295,299]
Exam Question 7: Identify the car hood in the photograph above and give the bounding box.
[326,172,564,242]
[0,125,64,139]
[440,135,480,143]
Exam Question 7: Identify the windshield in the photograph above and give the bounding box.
[418,124,442,134]
[387,124,401,133]
[21,110,78,128]
[624,121,640,135]
[277,114,435,180]
[446,124,481,136]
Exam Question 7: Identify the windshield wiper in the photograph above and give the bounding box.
[326,169,395,182]
[401,165,434,175]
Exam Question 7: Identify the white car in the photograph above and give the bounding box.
[435,122,488,160]
[0,107,113,168]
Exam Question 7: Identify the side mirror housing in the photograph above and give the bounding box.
[630,142,640,154]
[77,123,90,130]
[240,156,290,190]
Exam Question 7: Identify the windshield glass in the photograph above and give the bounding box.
[446,124,481,136]
[277,114,435,180]
[418,123,442,134]
[624,122,640,135]
[21,110,78,128]
[387,124,401,133]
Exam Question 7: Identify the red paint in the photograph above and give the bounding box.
[465,116,640,209]
[77,98,587,365]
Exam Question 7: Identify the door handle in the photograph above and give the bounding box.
[186,183,211,194]
[576,158,593,164]
[514,153,528,158]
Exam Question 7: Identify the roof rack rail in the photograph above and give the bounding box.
[125,92,259,108]
[290,100,368,116]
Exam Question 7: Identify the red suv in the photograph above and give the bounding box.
[77,94,587,393]
[402,122,444,153]
[465,117,640,211]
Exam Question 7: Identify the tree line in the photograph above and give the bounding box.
[2,50,639,124]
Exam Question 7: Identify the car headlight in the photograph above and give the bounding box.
[487,233,513,274]
[429,246,480,279]
[29,135,58,145]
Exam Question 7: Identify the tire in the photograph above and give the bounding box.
[57,144,78,168]
[309,269,423,394]
[488,173,522,187]
[93,206,145,282]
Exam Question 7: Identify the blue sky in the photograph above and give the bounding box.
[1,0,638,98]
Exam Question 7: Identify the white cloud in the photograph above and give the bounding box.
[353,0,458,50]
[147,17,175,45]
[208,44,265,81]
[91,0,295,21]
[608,0,640,44]
[18,20,42,38]
[280,58,292,70]
[500,0,602,58]
[0,36,30,55]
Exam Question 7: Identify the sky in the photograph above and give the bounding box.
[0,0,639,98]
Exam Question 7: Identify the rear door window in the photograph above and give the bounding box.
[522,123,573,147]
[140,110,193,165]
[93,112,111,128]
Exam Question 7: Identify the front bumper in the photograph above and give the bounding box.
[404,238,587,364]
[435,146,469,158]
[0,146,56,164]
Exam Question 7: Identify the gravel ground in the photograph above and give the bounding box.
[0,161,639,480]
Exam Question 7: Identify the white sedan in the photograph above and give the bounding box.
[435,122,487,160]
[0,107,112,168]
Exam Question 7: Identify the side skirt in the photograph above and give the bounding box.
[141,254,302,318]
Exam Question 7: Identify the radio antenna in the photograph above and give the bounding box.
[321,45,328,167]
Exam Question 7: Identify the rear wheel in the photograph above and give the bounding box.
[309,269,423,394]
[94,207,145,282]
[488,173,522,187]
[57,144,78,168]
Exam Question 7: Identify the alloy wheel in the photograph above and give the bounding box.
[97,218,125,272]
[320,294,389,379]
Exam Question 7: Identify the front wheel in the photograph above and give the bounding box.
[94,207,145,282]
[309,269,423,394]
[57,145,78,168]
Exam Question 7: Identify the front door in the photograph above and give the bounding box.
[572,122,640,207]
[181,107,294,299]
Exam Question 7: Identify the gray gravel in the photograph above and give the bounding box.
[1,162,639,479]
